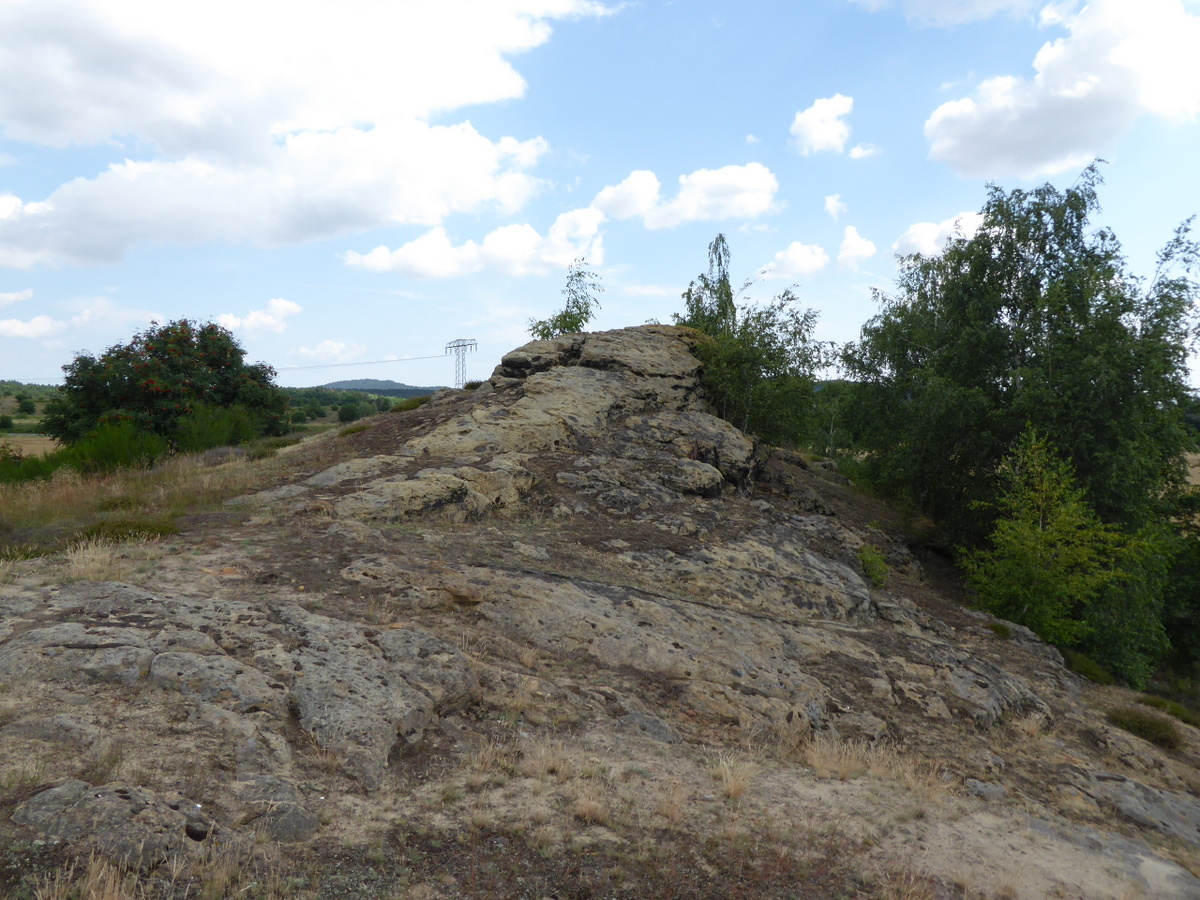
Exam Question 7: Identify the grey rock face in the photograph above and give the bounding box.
[13,781,225,870]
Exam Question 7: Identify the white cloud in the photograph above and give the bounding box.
[0,288,32,307]
[0,0,608,265]
[217,298,302,333]
[924,0,1200,177]
[849,143,880,159]
[645,164,779,228]
[838,226,877,267]
[824,195,848,219]
[0,123,549,266]
[760,242,831,279]
[790,94,854,154]
[344,207,606,278]
[0,314,64,339]
[893,212,984,256]
[593,164,778,229]
[296,340,367,362]
[745,134,760,144]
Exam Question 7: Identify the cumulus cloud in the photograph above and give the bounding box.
[0,288,32,307]
[790,95,854,154]
[0,314,64,339]
[838,226,877,267]
[849,143,880,159]
[344,207,606,278]
[924,0,1200,177]
[824,195,848,219]
[893,212,984,256]
[760,242,831,279]
[295,340,367,362]
[217,298,302,333]
[0,0,608,266]
[643,164,779,228]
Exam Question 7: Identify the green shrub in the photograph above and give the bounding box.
[463,381,484,391]
[1137,695,1200,729]
[175,403,260,453]
[0,416,12,431]
[339,424,371,437]
[16,398,35,415]
[338,401,375,423]
[986,621,1014,640]
[393,396,432,412]
[1061,649,1116,685]
[1107,706,1182,750]
[856,544,889,589]
[62,422,170,474]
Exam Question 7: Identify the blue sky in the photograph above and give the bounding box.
[2,0,1198,388]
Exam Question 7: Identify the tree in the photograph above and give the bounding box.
[528,259,604,339]
[962,429,1122,645]
[674,235,832,445]
[43,319,289,445]
[844,164,1199,542]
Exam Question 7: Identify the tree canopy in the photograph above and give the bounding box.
[43,319,289,446]
[674,235,831,446]
[843,164,1199,542]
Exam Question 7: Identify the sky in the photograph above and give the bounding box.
[1,0,1199,389]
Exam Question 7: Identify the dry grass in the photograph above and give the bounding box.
[711,751,760,800]
[0,556,16,584]
[34,854,141,900]
[572,786,611,826]
[62,539,126,582]
[0,451,280,540]
[655,781,687,825]
[874,868,938,900]
[805,733,873,781]
[518,739,575,782]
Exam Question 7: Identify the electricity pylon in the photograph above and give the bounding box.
[445,339,477,389]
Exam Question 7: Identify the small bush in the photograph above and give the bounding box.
[175,403,260,453]
[0,415,12,430]
[856,544,889,589]
[1107,706,1182,750]
[64,422,169,474]
[338,401,375,423]
[1137,695,1200,729]
[463,380,484,391]
[1062,649,1116,685]
[987,621,1015,640]
[339,424,371,437]
[393,396,432,412]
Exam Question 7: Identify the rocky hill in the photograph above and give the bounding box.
[3,325,1200,899]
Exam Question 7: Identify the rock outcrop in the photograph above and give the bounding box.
[4,325,1200,899]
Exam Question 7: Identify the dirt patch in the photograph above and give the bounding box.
[1,435,57,457]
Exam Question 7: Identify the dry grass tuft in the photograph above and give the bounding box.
[655,781,687,825]
[875,868,938,900]
[62,539,126,582]
[710,751,760,800]
[34,854,141,900]
[573,787,611,826]
[805,733,872,781]
[518,739,575,782]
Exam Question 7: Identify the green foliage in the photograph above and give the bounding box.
[339,423,371,437]
[674,235,831,445]
[61,421,170,474]
[43,319,289,446]
[393,396,432,412]
[962,429,1122,646]
[844,164,1199,542]
[1137,695,1200,729]
[1061,649,1116,685]
[338,400,375,423]
[856,544,889,589]
[0,416,11,431]
[986,621,1014,640]
[174,403,261,453]
[529,258,604,340]
[77,518,179,542]
[1107,706,1182,750]
[16,399,35,415]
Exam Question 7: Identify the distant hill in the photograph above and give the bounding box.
[320,379,445,398]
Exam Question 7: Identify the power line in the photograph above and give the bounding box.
[276,354,447,371]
